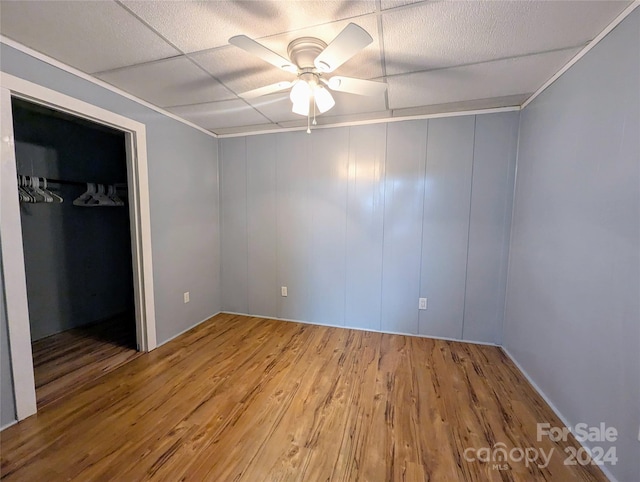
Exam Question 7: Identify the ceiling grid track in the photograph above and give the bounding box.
[114,0,274,125]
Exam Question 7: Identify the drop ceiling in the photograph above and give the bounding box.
[0,0,632,136]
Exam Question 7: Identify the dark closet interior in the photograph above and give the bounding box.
[12,98,140,408]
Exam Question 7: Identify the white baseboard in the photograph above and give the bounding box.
[502,347,617,482]
[155,311,221,348]
[220,311,498,347]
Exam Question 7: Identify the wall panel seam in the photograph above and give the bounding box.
[461,116,478,340]
[378,124,389,332]
[417,120,429,335]
[244,137,249,314]
[501,112,524,345]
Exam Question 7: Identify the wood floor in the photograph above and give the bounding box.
[31,312,139,409]
[1,313,606,481]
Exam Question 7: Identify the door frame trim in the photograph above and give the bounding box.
[0,72,157,420]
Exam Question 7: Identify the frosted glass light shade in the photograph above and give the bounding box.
[290,80,311,105]
[292,98,310,116]
[314,86,335,113]
[290,80,312,116]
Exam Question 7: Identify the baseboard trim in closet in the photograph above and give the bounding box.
[220,311,499,347]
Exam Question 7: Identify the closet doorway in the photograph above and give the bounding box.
[13,98,140,409]
[1,74,156,420]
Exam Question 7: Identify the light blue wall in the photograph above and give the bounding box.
[220,111,519,342]
[0,43,221,424]
[0,254,16,427]
[504,9,639,482]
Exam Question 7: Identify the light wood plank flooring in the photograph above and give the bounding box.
[31,312,139,409]
[1,313,606,481]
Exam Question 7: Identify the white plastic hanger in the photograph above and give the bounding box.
[107,185,124,206]
[42,178,63,203]
[73,183,96,206]
[17,176,33,202]
[31,177,53,203]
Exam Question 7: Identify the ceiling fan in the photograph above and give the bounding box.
[229,23,387,130]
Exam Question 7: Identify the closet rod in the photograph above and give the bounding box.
[26,177,127,188]
[42,178,86,187]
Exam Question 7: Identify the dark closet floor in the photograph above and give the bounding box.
[32,312,140,409]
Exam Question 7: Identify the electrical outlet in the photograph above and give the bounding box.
[419,298,427,310]
[183,292,190,303]
[281,286,288,297]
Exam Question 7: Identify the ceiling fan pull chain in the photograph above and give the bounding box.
[307,107,311,134]
[313,98,317,126]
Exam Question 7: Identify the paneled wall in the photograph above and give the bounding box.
[220,111,518,343]
[1,261,16,427]
[504,9,639,482]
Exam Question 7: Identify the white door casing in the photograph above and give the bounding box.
[0,73,157,421]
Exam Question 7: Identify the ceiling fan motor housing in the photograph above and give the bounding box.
[287,37,328,70]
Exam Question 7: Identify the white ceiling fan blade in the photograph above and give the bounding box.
[325,76,387,96]
[314,23,373,73]
[239,81,293,99]
[229,35,297,73]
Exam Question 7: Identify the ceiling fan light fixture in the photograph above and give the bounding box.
[292,98,310,116]
[292,101,310,116]
[314,86,335,114]
[290,80,312,105]
[231,24,385,126]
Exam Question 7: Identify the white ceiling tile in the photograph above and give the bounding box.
[0,0,179,73]
[323,90,387,117]
[392,94,528,117]
[122,0,376,54]
[269,118,309,129]
[214,124,281,136]
[168,100,270,130]
[387,48,581,110]
[380,0,425,10]
[190,47,298,96]
[96,57,235,108]
[382,0,631,75]
[316,109,392,126]
[245,93,300,124]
